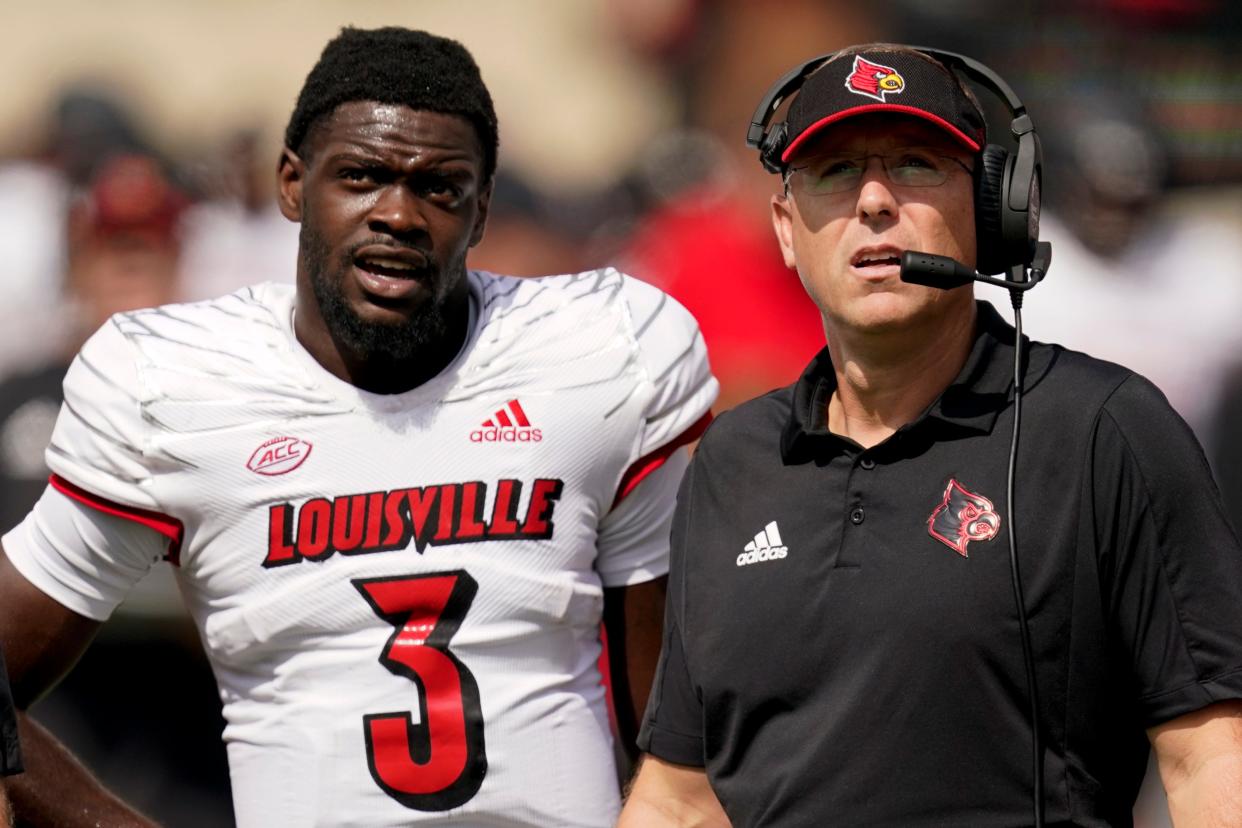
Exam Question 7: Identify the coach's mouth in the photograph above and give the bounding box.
[850,246,903,279]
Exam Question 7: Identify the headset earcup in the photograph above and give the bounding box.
[1001,134,1041,271]
[974,144,1009,275]
[760,122,788,174]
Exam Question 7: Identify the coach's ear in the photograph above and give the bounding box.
[277,148,304,223]
[771,190,798,270]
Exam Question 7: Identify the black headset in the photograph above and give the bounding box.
[746,46,1042,277]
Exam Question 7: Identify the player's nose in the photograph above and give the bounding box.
[368,184,429,238]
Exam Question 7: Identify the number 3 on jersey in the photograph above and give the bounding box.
[353,571,487,811]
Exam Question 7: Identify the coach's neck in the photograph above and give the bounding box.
[824,296,976,448]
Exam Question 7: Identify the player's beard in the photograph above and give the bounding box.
[301,221,464,362]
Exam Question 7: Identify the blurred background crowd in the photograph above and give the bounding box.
[0,0,1239,825]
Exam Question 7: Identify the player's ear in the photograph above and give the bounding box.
[771,190,798,270]
[468,177,492,248]
[277,148,305,223]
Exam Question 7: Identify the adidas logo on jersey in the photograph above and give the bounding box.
[736,521,788,566]
[470,399,543,443]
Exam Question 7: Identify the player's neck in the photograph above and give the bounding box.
[824,304,976,449]
[346,324,469,395]
[295,295,472,395]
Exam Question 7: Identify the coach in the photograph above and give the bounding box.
[620,44,1242,826]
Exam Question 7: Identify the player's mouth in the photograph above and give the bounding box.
[352,246,434,300]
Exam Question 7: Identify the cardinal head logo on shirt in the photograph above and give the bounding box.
[845,56,906,102]
[927,479,1000,557]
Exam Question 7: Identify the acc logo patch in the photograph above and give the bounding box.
[927,479,1000,557]
[247,436,313,476]
[845,55,906,102]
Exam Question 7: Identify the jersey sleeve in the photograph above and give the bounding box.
[1093,374,1242,726]
[637,455,706,764]
[45,319,160,511]
[595,449,688,587]
[2,319,182,619]
[2,485,169,621]
[621,275,717,465]
[595,276,718,587]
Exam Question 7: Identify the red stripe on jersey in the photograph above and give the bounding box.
[508,399,531,427]
[611,411,713,509]
[598,623,618,734]
[494,409,513,428]
[49,473,186,566]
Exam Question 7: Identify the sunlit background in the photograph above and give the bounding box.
[1,1,1239,825]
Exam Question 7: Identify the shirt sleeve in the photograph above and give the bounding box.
[45,319,161,511]
[595,449,688,587]
[3,484,169,621]
[1094,374,1242,726]
[637,456,707,765]
[619,275,717,466]
[0,646,20,776]
[595,276,718,587]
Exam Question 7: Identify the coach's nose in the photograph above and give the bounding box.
[856,159,897,227]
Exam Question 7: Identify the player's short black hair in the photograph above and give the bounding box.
[284,27,499,181]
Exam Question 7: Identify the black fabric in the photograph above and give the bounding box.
[1,647,22,776]
[638,301,1242,827]
[1207,365,1242,542]
[780,49,988,163]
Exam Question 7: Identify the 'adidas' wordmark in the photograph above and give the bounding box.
[737,520,788,566]
[471,398,544,443]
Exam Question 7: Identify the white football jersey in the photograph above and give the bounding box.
[4,270,717,827]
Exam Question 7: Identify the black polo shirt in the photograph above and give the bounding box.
[639,302,1242,827]
[1,646,20,776]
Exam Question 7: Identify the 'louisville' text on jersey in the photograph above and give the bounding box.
[264,478,565,567]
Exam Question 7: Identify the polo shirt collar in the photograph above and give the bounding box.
[780,301,1024,461]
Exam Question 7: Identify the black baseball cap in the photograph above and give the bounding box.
[781,48,987,164]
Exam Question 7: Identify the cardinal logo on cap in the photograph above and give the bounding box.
[845,56,906,102]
